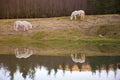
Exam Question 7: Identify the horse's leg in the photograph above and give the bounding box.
[70,16,72,20]
[15,48,19,55]
[70,15,73,20]
[80,14,84,20]
[81,13,85,20]
[26,26,29,30]
[80,15,82,20]
[14,23,16,31]
[74,15,77,20]
[29,25,32,29]
[14,23,17,31]
[23,26,26,31]
[25,26,29,31]
[15,24,18,31]
[81,14,83,20]
[83,14,85,20]
[29,24,32,29]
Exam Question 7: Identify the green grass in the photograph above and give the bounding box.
[0,25,120,46]
[0,39,120,56]
[0,15,120,48]
[0,37,120,47]
[96,23,120,39]
[31,28,82,40]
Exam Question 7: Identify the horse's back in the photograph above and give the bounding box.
[22,21,32,28]
[22,21,31,24]
[78,10,85,14]
[14,21,24,26]
[71,10,78,15]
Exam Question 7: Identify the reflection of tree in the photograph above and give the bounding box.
[81,63,91,71]
[117,63,120,69]
[65,64,70,71]
[0,64,119,80]
[108,64,115,71]
[72,65,79,71]
[71,53,86,63]
[15,48,33,59]
[0,55,120,79]
[100,64,106,70]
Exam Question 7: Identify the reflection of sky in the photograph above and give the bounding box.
[0,67,11,80]
[0,66,120,80]
[13,68,24,80]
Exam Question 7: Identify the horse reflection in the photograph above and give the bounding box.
[15,48,33,59]
[71,53,85,63]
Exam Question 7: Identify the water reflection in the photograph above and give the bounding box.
[15,48,33,59]
[0,55,120,80]
[0,66,11,80]
[71,53,86,63]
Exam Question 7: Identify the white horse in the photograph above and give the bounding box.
[70,10,85,20]
[71,53,85,63]
[15,48,33,59]
[14,21,32,31]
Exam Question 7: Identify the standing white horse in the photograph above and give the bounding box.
[70,10,85,20]
[14,21,32,31]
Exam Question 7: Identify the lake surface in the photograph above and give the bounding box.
[0,54,120,80]
[0,43,120,80]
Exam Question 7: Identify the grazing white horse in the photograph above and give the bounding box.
[71,53,85,63]
[14,21,32,31]
[70,10,85,20]
[15,48,33,59]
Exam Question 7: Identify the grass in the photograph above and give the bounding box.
[0,14,120,56]
[0,37,120,47]
[0,39,120,56]
[96,23,120,39]
[31,28,82,40]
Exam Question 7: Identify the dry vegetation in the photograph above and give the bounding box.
[0,14,120,40]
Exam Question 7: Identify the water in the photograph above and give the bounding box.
[0,54,120,80]
[0,43,120,80]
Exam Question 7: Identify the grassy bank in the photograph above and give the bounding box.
[0,14,120,56]
[0,40,120,56]
[0,15,120,40]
